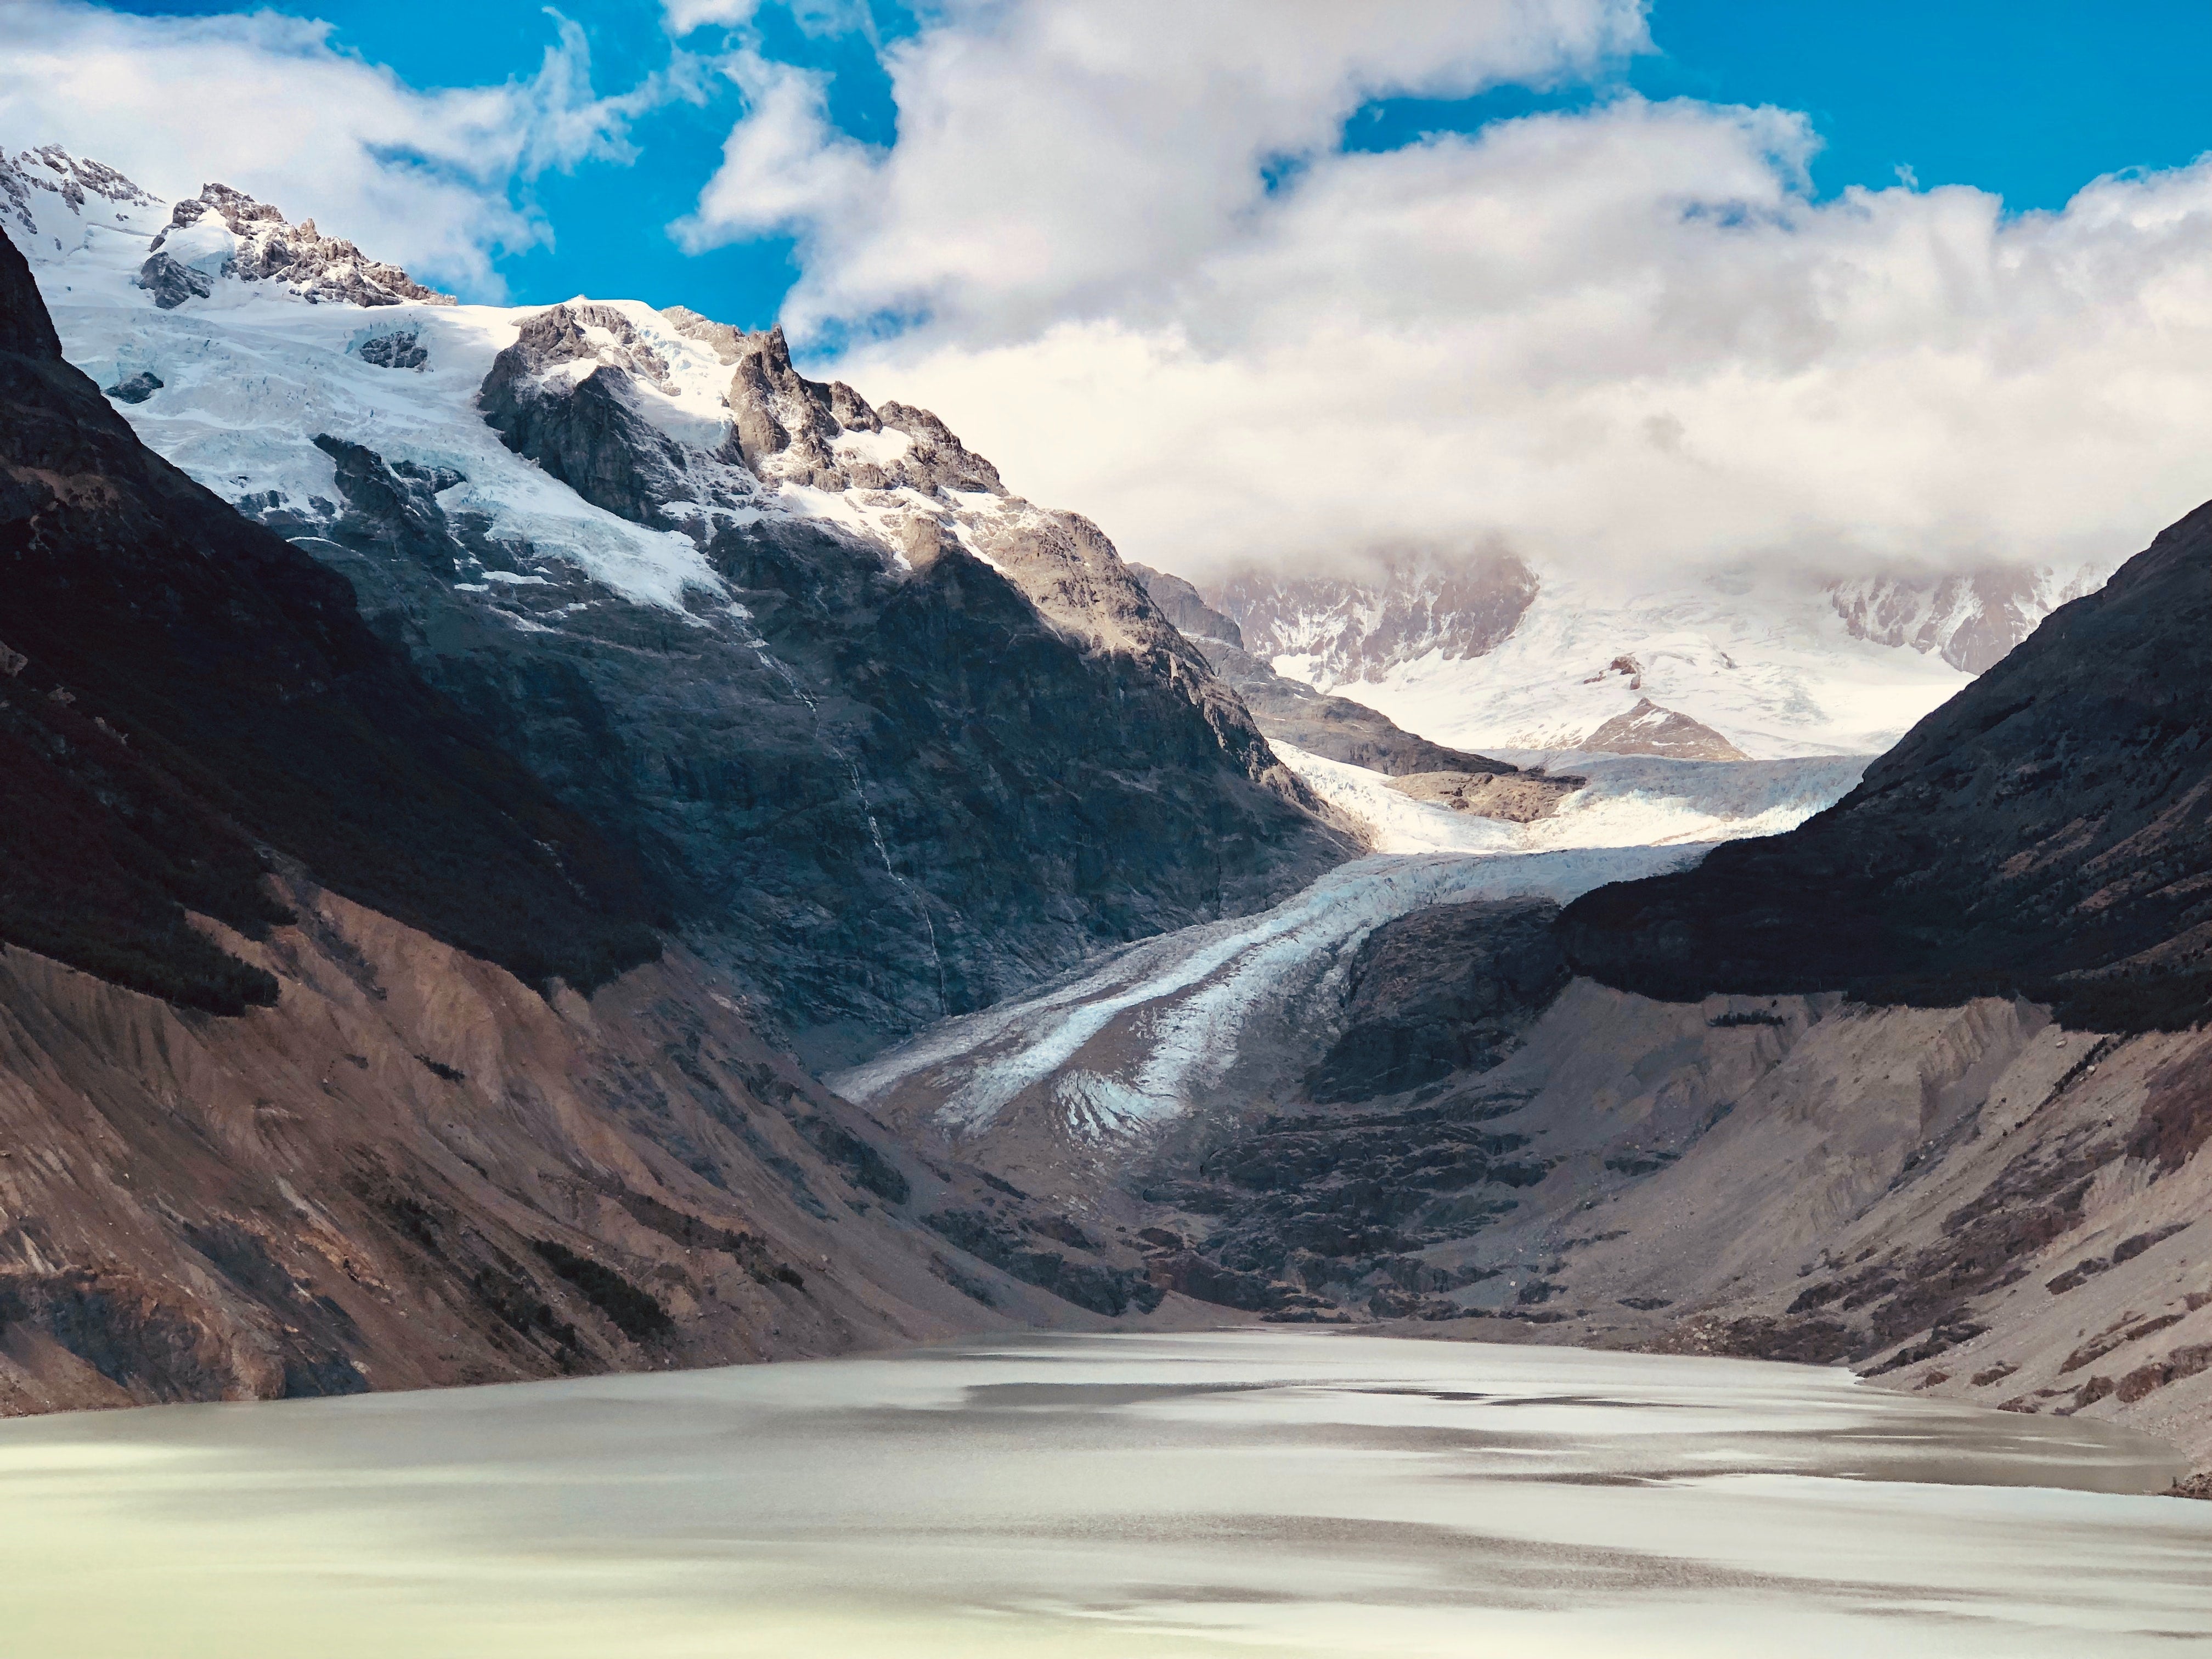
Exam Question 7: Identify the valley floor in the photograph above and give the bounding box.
[833,754,2212,1482]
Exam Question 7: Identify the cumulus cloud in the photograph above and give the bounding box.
[671,50,875,250]
[0,1,685,298]
[684,0,2212,583]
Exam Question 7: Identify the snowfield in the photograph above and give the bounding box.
[1270,565,1987,760]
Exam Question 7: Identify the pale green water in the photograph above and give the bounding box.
[0,1331,2203,1657]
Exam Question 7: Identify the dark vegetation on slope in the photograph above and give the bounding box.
[1560,504,2212,1031]
[0,227,663,1009]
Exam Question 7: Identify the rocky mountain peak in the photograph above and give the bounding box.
[1,144,155,243]
[140,180,452,310]
[1582,697,1748,761]
[1212,549,1540,686]
[1827,563,2109,674]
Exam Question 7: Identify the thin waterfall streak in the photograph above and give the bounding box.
[749,640,949,1014]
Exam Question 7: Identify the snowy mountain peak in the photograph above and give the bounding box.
[1214,550,1539,686]
[1,144,155,240]
[1,145,161,257]
[1826,564,2111,674]
[143,180,451,310]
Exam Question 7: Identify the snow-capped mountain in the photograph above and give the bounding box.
[1826,565,2110,674]
[2,144,1350,1063]
[1200,549,2109,761]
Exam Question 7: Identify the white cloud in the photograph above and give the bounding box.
[671,50,876,250]
[679,0,2212,583]
[0,1,681,298]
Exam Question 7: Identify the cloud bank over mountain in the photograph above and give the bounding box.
[8,0,2212,584]
[734,1,2212,582]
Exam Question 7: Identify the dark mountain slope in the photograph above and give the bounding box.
[1128,563,1515,778]
[266,306,1352,1064]
[1561,504,2212,1030]
[0,225,661,1009]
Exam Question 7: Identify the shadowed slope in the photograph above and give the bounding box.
[1560,505,2212,1030]
[0,225,662,1008]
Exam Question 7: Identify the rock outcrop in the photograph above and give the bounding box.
[1581,697,1748,760]
[142,182,450,309]
[1830,563,2109,674]
[1211,549,1539,685]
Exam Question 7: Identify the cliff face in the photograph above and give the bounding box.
[0,220,661,1010]
[1560,503,2212,1031]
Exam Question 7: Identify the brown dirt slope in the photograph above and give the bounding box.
[0,883,1189,1415]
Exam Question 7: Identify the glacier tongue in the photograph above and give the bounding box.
[832,751,1864,1144]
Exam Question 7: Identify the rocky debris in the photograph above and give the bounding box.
[359,330,426,370]
[145,181,452,308]
[1561,500,2212,1031]
[1389,769,1582,822]
[101,369,161,403]
[1131,1073,1555,1314]
[0,881,1187,1416]
[920,1207,1163,1316]
[1581,697,1748,760]
[1830,565,2107,674]
[1306,899,1570,1103]
[1212,549,1539,685]
[2047,1223,2194,1294]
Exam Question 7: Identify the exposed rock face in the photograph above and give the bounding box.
[1128,563,1243,650]
[477,303,718,525]
[1582,697,1749,760]
[1128,563,1523,779]
[1,145,155,244]
[1306,899,1570,1103]
[1830,565,2108,674]
[101,368,160,403]
[1387,770,1583,823]
[133,252,211,309]
[435,302,1352,1060]
[1561,504,2212,1030]
[0,223,659,1008]
[358,330,425,370]
[1211,549,1539,684]
[143,182,452,309]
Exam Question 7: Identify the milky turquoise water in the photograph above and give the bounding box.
[0,1331,2203,1657]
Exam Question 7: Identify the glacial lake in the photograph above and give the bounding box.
[0,1330,2205,1657]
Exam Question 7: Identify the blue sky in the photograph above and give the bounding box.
[99,0,2212,325]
